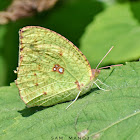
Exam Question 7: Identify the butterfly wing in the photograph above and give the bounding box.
[16,26,93,107]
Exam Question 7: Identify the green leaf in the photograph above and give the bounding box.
[80,3,140,68]
[0,61,139,139]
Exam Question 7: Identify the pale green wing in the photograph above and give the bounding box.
[16,26,93,107]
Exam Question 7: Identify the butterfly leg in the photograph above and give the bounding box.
[94,80,109,91]
[96,79,109,87]
[66,90,81,110]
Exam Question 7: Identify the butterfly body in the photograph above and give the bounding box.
[16,26,99,107]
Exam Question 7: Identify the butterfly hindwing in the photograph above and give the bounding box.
[16,26,92,107]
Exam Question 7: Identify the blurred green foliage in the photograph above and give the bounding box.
[0,0,11,10]
[80,3,140,67]
[0,0,139,87]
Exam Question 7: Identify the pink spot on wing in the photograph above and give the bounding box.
[75,80,80,90]
[43,92,47,95]
[52,64,64,74]
[58,67,64,74]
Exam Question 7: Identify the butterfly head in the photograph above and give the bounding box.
[91,69,100,80]
[90,46,114,81]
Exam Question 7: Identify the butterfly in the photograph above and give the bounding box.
[15,26,112,109]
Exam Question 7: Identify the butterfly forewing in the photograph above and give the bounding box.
[16,26,92,107]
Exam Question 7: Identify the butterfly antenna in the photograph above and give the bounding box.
[99,64,123,69]
[96,46,114,69]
